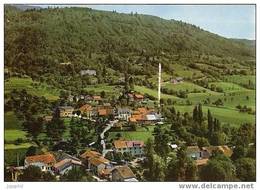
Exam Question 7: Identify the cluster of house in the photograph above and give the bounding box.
[127,93,145,102]
[10,147,140,182]
[67,94,102,103]
[185,145,233,168]
[9,138,145,182]
[80,150,138,181]
[55,103,162,125]
[80,69,97,76]
[170,77,184,84]
[128,107,161,124]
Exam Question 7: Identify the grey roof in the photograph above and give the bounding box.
[53,151,80,162]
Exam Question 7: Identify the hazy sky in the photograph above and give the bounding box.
[47,4,256,40]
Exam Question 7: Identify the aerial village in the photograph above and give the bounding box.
[6,66,233,182]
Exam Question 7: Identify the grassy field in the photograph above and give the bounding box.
[4,143,33,150]
[164,81,217,94]
[108,125,156,142]
[84,84,122,95]
[4,148,29,166]
[209,82,248,92]
[223,75,255,87]
[174,105,255,126]
[4,129,28,142]
[136,76,255,126]
[4,111,22,130]
[134,85,180,100]
[170,63,204,78]
[5,77,60,101]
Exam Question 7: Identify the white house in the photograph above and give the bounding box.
[116,108,132,121]
[24,153,56,172]
[113,140,145,157]
[53,159,82,175]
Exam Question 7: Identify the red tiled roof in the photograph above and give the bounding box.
[202,145,233,157]
[93,96,102,100]
[98,109,108,116]
[80,150,102,160]
[195,159,209,166]
[89,156,109,166]
[79,104,92,112]
[134,94,144,99]
[129,117,137,122]
[114,140,128,149]
[114,140,144,149]
[126,141,144,148]
[25,153,56,165]
[137,107,147,114]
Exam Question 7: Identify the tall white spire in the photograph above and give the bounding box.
[158,63,161,108]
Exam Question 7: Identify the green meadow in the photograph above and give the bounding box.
[5,77,60,101]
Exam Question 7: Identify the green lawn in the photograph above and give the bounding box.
[5,77,60,101]
[134,85,180,100]
[5,129,28,142]
[108,125,155,142]
[4,143,33,150]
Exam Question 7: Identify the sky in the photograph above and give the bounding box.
[46,4,255,40]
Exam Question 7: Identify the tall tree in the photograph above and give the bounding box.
[235,158,256,181]
[207,109,213,137]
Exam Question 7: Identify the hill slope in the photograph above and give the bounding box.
[4,5,255,91]
[5,5,255,61]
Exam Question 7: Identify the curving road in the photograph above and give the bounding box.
[100,120,118,156]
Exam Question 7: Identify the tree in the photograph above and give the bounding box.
[192,106,199,122]
[114,152,123,162]
[231,145,246,161]
[200,154,236,181]
[23,116,43,141]
[152,154,166,181]
[176,147,188,181]
[153,127,171,158]
[61,166,93,181]
[185,159,197,181]
[198,103,203,124]
[210,132,226,146]
[129,76,134,90]
[207,109,213,137]
[123,152,133,161]
[19,166,43,181]
[100,90,106,98]
[165,153,178,181]
[235,158,255,181]
[26,146,38,156]
[234,123,254,147]
[46,110,66,142]
[42,171,56,181]
[197,137,210,148]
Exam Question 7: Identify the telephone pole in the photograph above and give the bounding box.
[158,63,161,110]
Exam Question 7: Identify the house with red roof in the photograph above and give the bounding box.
[53,159,82,175]
[113,140,145,157]
[24,153,56,172]
[79,104,93,118]
[80,150,112,176]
